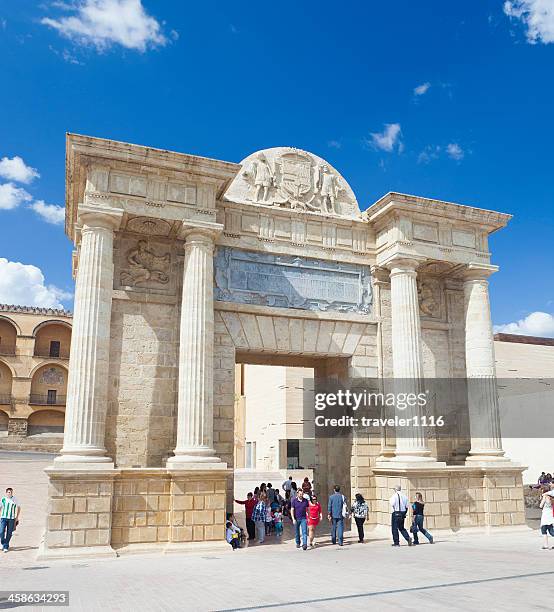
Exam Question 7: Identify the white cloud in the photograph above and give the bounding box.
[446,143,464,160]
[414,82,431,96]
[504,0,554,44]
[0,156,40,184]
[30,200,65,225]
[327,140,342,149]
[41,0,169,52]
[0,258,72,309]
[369,123,403,153]
[494,311,554,338]
[418,145,442,164]
[0,183,32,210]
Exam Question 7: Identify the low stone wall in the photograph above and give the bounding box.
[40,467,229,559]
[0,436,63,453]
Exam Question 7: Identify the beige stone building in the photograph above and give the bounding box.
[494,333,554,483]
[234,364,315,472]
[0,304,72,451]
[38,135,527,559]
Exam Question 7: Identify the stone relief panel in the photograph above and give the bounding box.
[114,236,177,296]
[224,147,360,219]
[39,367,65,386]
[214,247,372,314]
[417,278,442,318]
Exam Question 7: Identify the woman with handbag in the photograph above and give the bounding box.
[411,492,434,545]
[351,493,369,543]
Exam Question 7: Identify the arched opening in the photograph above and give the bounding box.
[0,361,13,407]
[34,321,72,359]
[0,317,18,356]
[0,410,8,437]
[30,363,68,406]
[27,409,64,436]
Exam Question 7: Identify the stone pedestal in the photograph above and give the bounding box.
[39,467,230,559]
[463,264,506,464]
[371,465,526,533]
[56,207,122,466]
[167,224,225,468]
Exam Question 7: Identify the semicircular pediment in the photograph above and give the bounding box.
[224,147,360,219]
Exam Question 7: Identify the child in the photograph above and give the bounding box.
[265,504,274,535]
[274,508,283,536]
[226,521,241,550]
[227,512,246,543]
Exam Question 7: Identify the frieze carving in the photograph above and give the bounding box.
[417,279,441,318]
[125,216,172,237]
[120,240,170,287]
[225,147,360,219]
[39,367,64,385]
[214,247,372,314]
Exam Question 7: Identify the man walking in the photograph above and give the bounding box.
[389,485,412,547]
[290,487,309,550]
[1,487,20,553]
[234,492,257,540]
[327,485,347,546]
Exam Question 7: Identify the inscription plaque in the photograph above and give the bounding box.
[214,247,372,314]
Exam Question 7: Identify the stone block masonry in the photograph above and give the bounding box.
[39,468,229,558]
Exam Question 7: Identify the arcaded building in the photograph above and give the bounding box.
[0,304,72,451]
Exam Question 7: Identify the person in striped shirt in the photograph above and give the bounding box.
[1,487,21,552]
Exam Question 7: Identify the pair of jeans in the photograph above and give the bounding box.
[354,516,365,542]
[412,514,433,544]
[245,518,255,540]
[294,518,307,548]
[0,518,15,550]
[331,517,344,545]
[391,511,410,545]
[255,520,265,543]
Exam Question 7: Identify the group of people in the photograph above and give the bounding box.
[230,477,435,550]
[534,472,554,490]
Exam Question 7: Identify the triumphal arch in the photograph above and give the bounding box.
[39,134,526,558]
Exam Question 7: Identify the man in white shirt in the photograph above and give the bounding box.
[282,477,293,498]
[389,485,412,547]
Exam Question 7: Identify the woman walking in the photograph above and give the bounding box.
[539,485,554,549]
[252,492,268,544]
[351,493,369,543]
[302,477,312,497]
[411,492,434,545]
[307,493,322,548]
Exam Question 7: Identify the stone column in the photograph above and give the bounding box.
[388,257,432,461]
[55,206,122,465]
[167,224,225,467]
[463,264,505,463]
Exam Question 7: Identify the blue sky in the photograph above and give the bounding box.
[0,1,553,335]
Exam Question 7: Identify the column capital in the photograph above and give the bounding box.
[463,262,499,282]
[385,255,426,276]
[78,204,124,231]
[179,221,224,244]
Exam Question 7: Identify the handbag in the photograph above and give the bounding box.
[341,495,349,519]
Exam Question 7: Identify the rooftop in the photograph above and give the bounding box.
[0,304,73,317]
[493,333,554,347]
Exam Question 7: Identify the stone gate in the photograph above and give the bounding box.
[39,135,526,558]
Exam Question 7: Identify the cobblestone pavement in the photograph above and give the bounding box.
[2,453,553,611]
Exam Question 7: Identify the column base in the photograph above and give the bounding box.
[166,447,227,470]
[55,447,113,466]
[465,453,516,467]
[376,456,447,469]
[166,460,228,470]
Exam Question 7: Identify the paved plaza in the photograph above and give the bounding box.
[1,452,552,611]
